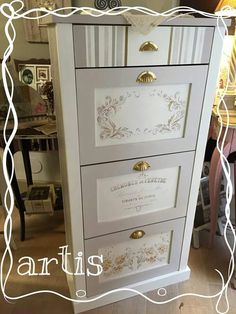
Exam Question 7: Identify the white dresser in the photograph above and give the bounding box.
[46,15,227,313]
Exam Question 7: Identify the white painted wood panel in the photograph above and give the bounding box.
[47,24,86,294]
[85,218,185,297]
[179,26,227,271]
[95,84,190,147]
[81,151,194,238]
[127,27,171,65]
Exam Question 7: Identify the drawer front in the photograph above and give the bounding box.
[82,151,194,239]
[73,25,213,68]
[76,65,208,165]
[85,218,185,297]
[127,26,213,66]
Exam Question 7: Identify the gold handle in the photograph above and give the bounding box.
[133,161,151,172]
[139,41,158,52]
[130,230,145,240]
[136,71,157,83]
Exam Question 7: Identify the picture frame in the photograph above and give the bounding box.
[36,66,49,81]
[18,65,36,89]
[14,59,51,92]
[36,82,44,95]
[12,59,52,116]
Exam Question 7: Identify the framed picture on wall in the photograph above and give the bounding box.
[36,82,44,95]
[36,66,49,81]
[13,59,52,116]
[18,65,36,89]
[15,59,51,93]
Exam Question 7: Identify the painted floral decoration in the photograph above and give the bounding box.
[97,90,186,141]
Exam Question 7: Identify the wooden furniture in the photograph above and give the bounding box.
[208,106,236,289]
[209,107,236,247]
[0,128,58,240]
[0,156,17,250]
[45,15,227,313]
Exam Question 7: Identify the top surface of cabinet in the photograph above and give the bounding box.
[43,15,230,27]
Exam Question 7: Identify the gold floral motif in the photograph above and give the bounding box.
[97,90,186,141]
[149,91,186,134]
[97,94,133,140]
[115,255,126,265]
[102,259,112,272]
[100,233,171,280]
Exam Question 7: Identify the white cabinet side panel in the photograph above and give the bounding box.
[47,24,85,292]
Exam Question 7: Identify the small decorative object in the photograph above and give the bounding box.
[215,0,236,16]
[202,161,210,177]
[94,0,122,10]
[41,81,54,115]
[24,184,56,214]
[37,0,56,10]
[108,0,122,9]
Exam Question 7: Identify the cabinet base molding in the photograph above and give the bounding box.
[67,267,190,313]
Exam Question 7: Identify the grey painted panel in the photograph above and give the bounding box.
[82,151,194,239]
[76,65,208,165]
[169,27,213,65]
[74,25,214,67]
[84,217,185,297]
[74,25,126,67]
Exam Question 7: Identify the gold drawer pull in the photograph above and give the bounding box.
[136,71,156,83]
[139,41,158,52]
[133,161,151,172]
[130,230,145,240]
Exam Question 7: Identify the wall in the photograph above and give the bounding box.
[0,1,50,61]
[0,1,55,185]
[180,0,219,13]
[0,0,180,61]
[72,0,179,11]
[0,0,180,56]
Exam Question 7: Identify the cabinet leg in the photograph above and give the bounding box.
[209,143,231,247]
[6,146,26,241]
[21,139,33,186]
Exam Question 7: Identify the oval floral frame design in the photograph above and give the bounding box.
[0,2,235,314]
[97,90,186,140]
